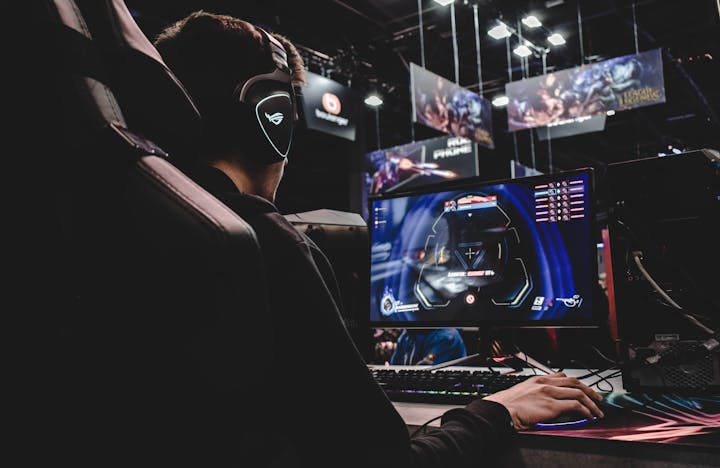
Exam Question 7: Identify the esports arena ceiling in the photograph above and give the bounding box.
[128,0,719,171]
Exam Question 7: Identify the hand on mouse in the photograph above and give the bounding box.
[483,372,604,430]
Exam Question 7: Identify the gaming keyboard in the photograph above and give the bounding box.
[371,367,532,405]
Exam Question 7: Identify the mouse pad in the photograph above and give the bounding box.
[523,392,720,449]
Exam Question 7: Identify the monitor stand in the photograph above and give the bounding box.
[429,326,554,374]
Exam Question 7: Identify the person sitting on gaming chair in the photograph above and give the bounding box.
[154,11,604,467]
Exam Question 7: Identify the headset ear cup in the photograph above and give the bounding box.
[231,25,296,166]
[239,87,294,165]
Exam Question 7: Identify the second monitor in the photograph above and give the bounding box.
[369,168,600,329]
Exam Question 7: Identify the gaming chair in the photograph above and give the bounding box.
[12,1,278,464]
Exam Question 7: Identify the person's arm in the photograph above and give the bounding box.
[408,372,604,467]
[409,399,515,468]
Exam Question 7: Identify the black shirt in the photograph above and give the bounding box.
[189,165,516,468]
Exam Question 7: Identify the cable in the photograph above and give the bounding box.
[484,356,501,374]
[585,370,622,391]
[410,415,443,438]
[632,251,682,309]
[450,3,459,84]
[632,251,715,335]
[615,218,716,326]
[522,350,537,375]
[573,361,621,381]
[511,344,554,374]
[417,0,425,69]
[590,345,620,366]
[472,4,483,96]
[577,0,585,64]
[631,2,639,55]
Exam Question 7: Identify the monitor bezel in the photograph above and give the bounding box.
[367,166,603,329]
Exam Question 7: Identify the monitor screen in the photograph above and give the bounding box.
[369,168,599,328]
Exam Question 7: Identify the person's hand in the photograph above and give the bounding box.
[483,372,604,430]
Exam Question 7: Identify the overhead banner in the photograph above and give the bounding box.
[301,70,361,141]
[410,63,494,149]
[535,114,607,140]
[360,135,479,220]
[506,48,665,132]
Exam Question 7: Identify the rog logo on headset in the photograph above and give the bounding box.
[265,112,284,125]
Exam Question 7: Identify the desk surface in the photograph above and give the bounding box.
[375,365,720,465]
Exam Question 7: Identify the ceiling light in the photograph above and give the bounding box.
[492,96,509,107]
[522,15,542,28]
[547,33,566,46]
[364,94,383,107]
[513,44,532,58]
[488,24,511,40]
[432,0,455,5]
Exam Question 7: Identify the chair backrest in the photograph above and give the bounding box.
[13,1,275,463]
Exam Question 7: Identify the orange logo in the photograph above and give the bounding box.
[321,92,342,115]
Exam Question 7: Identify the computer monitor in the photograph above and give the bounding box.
[369,167,601,329]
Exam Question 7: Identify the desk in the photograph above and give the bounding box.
[382,366,720,467]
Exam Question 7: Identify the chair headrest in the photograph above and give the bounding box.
[75,0,202,161]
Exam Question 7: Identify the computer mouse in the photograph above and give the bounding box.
[533,411,599,429]
[533,393,609,429]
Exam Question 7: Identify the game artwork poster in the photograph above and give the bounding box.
[506,48,665,131]
[410,63,494,149]
[360,135,479,221]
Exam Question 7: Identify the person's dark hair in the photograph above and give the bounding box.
[154,11,306,159]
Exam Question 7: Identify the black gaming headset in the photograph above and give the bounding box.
[231,26,297,165]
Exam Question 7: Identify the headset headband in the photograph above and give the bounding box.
[257,27,290,73]
[233,27,294,105]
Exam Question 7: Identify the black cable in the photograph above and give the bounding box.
[595,376,615,392]
[520,350,538,375]
[483,356,500,374]
[573,362,620,379]
[410,415,443,438]
[585,370,622,390]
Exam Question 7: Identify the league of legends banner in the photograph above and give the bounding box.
[410,63,494,149]
[506,48,665,131]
